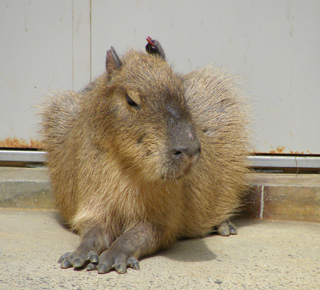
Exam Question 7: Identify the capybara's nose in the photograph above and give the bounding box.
[171,144,201,160]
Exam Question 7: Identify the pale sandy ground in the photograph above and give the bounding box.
[0,209,319,290]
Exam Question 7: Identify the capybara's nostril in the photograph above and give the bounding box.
[171,145,201,159]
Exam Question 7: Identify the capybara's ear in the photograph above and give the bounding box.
[106,46,122,76]
[145,37,166,60]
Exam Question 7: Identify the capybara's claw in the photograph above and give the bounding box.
[58,250,99,270]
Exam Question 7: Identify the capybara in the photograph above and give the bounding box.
[40,38,250,274]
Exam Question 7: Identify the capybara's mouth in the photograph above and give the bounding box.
[161,173,183,181]
[161,158,197,181]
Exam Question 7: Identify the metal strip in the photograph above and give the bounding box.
[0,150,46,163]
[248,155,320,168]
[0,151,319,168]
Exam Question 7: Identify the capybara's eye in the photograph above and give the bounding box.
[125,94,140,110]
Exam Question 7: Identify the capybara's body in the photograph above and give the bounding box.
[41,40,249,274]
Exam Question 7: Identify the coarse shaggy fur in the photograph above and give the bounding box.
[40,49,250,255]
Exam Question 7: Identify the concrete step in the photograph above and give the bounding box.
[0,208,319,290]
[0,167,320,222]
[246,173,320,222]
[0,167,54,209]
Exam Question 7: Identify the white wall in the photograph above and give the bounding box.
[0,0,90,147]
[1,0,319,154]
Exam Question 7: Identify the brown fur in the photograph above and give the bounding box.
[40,47,250,272]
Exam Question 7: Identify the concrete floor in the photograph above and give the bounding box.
[0,209,319,290]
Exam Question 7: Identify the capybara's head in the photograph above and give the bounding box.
[94,42,201,181]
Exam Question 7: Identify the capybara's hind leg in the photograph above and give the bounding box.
[214,220,238,236]
[58,224,112,270]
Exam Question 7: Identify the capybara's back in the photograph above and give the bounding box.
[40,38,250,274]
[41,92,82,218]
[181,66,249,237]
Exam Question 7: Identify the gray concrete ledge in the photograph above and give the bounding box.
[1,167,320,222]
[0,209,319,290]
[0,167,54,208]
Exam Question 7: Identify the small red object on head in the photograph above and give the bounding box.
[146,36,155,47]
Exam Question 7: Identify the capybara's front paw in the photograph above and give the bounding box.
[97,249,140,274]
[58,250,99,270]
